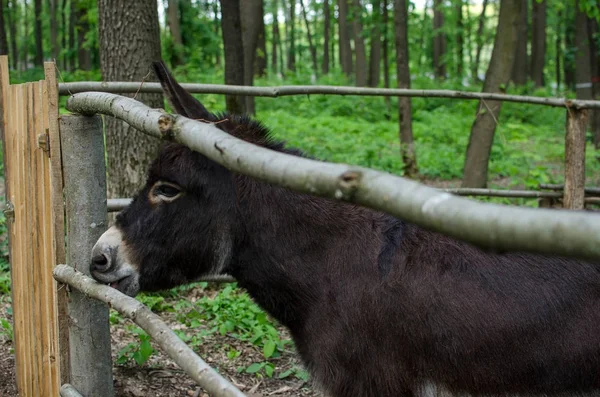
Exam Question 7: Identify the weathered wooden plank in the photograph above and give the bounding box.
[564,108,588,209]
[43,61,69,387]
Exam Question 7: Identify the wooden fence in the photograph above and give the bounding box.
[0,57,67,395]
[3,55,600,396]
[59,81,600,211]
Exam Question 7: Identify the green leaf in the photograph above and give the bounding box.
[264,363,274,378]
[245,362,264,374]
[263,340,276,359]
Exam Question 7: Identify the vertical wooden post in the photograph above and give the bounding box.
[60,115,114,397]
[564,108,588,210]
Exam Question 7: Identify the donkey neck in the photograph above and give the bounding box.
[226,174,388,330]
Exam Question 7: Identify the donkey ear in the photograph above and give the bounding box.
[152,61,216,122]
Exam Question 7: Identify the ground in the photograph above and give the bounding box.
[0,285,322,397]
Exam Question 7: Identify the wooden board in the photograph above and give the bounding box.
[0,55,62,396]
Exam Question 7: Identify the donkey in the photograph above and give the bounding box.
[90,61,600,397]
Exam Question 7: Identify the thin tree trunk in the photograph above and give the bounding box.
[240,0,262,114]
[382,0,391,114]
[7,0,17,69]
[68,0,75,70]
[286,0,296,71]
[368,0,381,87]
[272,0,280,74]
[555,8,561,92]
[74,1,91,70]
[417,0,429,70]
[564,9,575,90]
[472,0,489,81]
[49,0,58,61]
[338,0,353,77]
[351,0,367,86]
[167,0,184,66]
[455,0,464,78]
[255,0,267,77]
[22,0,28,70]
[98,0,164,198]
[61,0,67,69]
[33,0,43,66]
[0,0,8,56]
[530,0,546,87]
[589,18,600,148]
[511,0,527,85]
[322,0,330,74]
[465,0,473,74]
[432,0,446,79]
[300,0,318,76]
[394,0,417,177]
[462,0,522,188]
[213,1,221,67]
[219,0,246,114]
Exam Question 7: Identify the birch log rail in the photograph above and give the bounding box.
[53,265,246,397]
[66,92,600,260]
[58,82,600,109]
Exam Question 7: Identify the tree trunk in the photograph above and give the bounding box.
[432,0,446,79]
[272,0,280,74]
[555,8,561,91]
[455,0,464,78]
[213,1,221,67]
[589,17,600,148]
[382,0,391,115]
[564,9,575,90]
[472,0,489,81]
[0,0,8,56]
[68,0,76,70]
[219,0,246,114]
[417,0,430,70]
[286,0,296,71]
[49,0,58,61]
[511,0,527,85]
[61,0,67,69]
[394,0,417,177]
[368,0,381,87]
[351,0,367,86]
[74,0,91,70]
[167,0,184,66]
[322,0,330,74]
[574,1,593,102]
[300,0,318,76]
[22,0,28,70]
[255,0,267,77]
[530,0,546,87]
[462,0,521,188]
[34,0,43,66]
[240,0,262,114]
[7,0,17,69]
[98,0,163,198]
[338,0,353,77]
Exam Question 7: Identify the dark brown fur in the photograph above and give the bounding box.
[106,62,600,397]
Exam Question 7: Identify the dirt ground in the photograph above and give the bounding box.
[0,288,321,397]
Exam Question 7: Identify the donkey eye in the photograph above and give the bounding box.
[152,183,182,200]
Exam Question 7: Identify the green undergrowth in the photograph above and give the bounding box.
[112,283,307,380]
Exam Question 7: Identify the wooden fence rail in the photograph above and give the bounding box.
[66,92,600,260]
[59,81,600,211]
[58,82,600,109]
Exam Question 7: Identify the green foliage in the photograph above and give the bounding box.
[115,326,155,366]
[173,284,294,378]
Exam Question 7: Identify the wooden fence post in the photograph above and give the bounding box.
[564,108,588,210]
[60,115,114,397]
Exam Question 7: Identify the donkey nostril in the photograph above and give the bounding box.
[91,253,110,272]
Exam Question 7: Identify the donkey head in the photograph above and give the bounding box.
[90,62,241,296]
